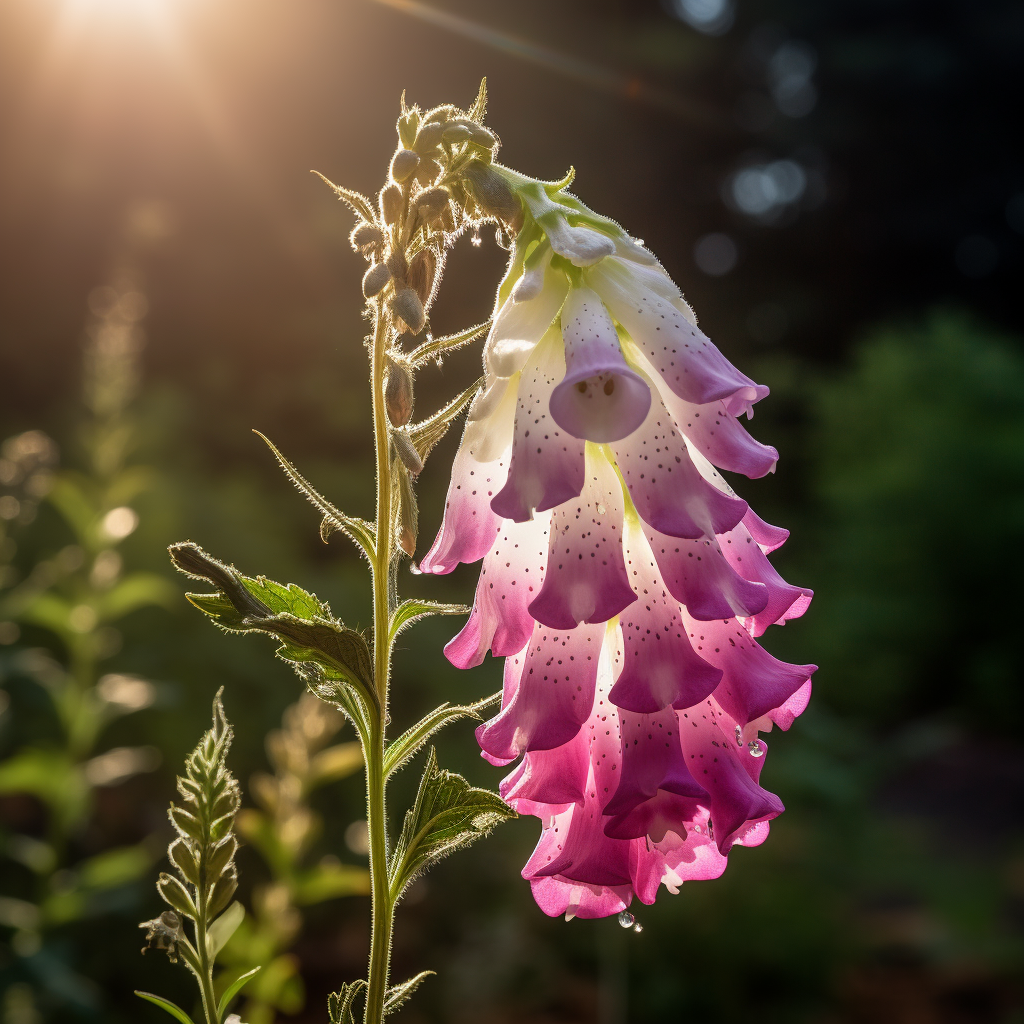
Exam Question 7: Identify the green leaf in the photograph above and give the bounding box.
[312,171,377,224]
[168,543,377,714]
[467,76,487,122]
[384,971,434,1016]
[389,599,470,645]
[216,966,260,1020]
[383,693,499,781]
[205,899,244,959]
[134,991,194,1024]
[328,980,367,1024]
[407,319,491,368]
[157,872,197,919]
[389,748,515,898]
[407,378,483,468]
[253,432,376,561]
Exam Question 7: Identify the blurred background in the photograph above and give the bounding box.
[1,0,1022,1021]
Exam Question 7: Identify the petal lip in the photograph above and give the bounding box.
[550,365,651,443]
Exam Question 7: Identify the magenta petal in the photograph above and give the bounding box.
[500,736,590,814]
[529,875,632,920]
[610,530,722,713]
[490,330,586,522]
[610,390,748,540]
[678,698,784,852]
[528,452,636,629]
[768,679,812,731]
[685,614,816,728]
[719,523,813,636]
[641,521,769,622]
[549,286,651,443]
[666,394,778,479]
[476,623,604,760]
[603,706,707,841]
[742,508,790,553]
[444,516,550,669]
[419,441,505,574]
[590,257,769,411]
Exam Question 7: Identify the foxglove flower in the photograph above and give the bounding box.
[421,164,814,918]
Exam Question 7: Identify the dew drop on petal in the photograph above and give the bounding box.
[409,562,422,576]
[633,922,644,934]
[618,911,635,929]
[748,740,765,757]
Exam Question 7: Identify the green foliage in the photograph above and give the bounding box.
[382,692,499,781]
[389,747,515,899]
[327,980,367,1024]
[383,971,434,1016]
[388,598,469,644]
[168,543,376,714]
[134,990,195,1024]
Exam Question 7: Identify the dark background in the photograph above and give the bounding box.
[1,0,1023,1021]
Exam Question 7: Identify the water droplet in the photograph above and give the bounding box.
[409,562,422,575]
[471,230,482,247]
[632,922,643,934]
[734,725,743,746]
[617,910,635,929]
[596,503,607,515]
[747,740,764,757]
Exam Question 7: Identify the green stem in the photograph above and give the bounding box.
[364,306,396,1024]
[195,877,219,1024]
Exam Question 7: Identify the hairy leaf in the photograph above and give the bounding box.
[468,76,487,122]
[134,991,195,1024]
[253,432,376,560]
[216,966,260,1020]
[383,692,499,781]
[407,377,482,467]
[389,748,515,897]
[328,980,367,1024]
[407,319,491,368]
[156,873,197,920]
[389,598,470,644]
[384,971,435,1016]
[205,899,244,959]
[312,171,377,224]
[168,543,376,710]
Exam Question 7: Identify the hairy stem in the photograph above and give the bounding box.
[365,305,396,1024]
[195,851,219,1024]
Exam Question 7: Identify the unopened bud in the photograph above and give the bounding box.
[447,118,496,148]
[413,158,441,188]
[397,459,419,556]
[385,354,414,427]
[406,248,437,306]
[385,248,408,283]
[392,429,423,476]
[362,262,391,299]
[462,161,523,230]
[390,287,425,335]
[391,149,420,183]
[380,184,403,226]
[422,104,455,125]
[416,187,449,219]
[350,222,383,256]
[442,123,473,144]
[414,122,445,153]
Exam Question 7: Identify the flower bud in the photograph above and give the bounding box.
[380,184,403,226]
[397,109,419,149]
[390,287,425,335]
[442,123,473,144]
[414,122,444,152]
[462,161,523,230]
[392,428,423,476]
[385,354,414,427]
[416,187,449,220]
[406,248,436,306]
[386,248,408,283]
[396,461,419,556]
[413,158,441,188]
[390,148,420,184]
[362,262,391,299]
[350,222,383,256]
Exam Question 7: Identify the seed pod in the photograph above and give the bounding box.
[414,122,444,152]
[462,160,523,229]
[406,248,436,306]
[350,222,383,256]
[390,287,425,335]
[390,148,420,183]
[362,262,391,298]
[380,184,403,226]
[392,428,423,477]
[385,354,414,427]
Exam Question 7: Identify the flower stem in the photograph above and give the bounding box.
[364,304,395,1024]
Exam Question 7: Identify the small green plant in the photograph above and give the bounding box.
[222,693,369,1024]
[136,690,257,1024]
